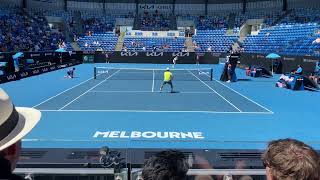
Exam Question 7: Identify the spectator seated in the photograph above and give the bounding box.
[276,74,318,90]
[246,65,273,78]
[197,15,228,30]
[77,32,118,51]
[82,13,115,33]
[235,11,283,28]
[280,8,320,24]
[123,36,185,52]
[0,9,66,52]
[243,23,320,56]
[192,29,238,53]
[177,14,228,30]
[139,11,170,31]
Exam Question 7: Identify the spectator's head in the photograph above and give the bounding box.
[262,138,320,180]
[0,88,41,172]
[142,150,189,180]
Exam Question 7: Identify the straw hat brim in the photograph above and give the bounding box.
[0,107,41,151]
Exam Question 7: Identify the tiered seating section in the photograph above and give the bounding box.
[140,11,170,31]
[0,5,320,58]
[123,37,185,52]
[178,15,228,30]
[280,8,320,24]
[77,33,118,51]
[243,23,320,56]
[284,32,320,57]
[0,9,65,52]
[234,11,283,27]
[192,29,238,53]
[82,12,119,33]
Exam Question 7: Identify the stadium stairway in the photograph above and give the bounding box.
[185,37,195,52]
[115,33,125,51]
[71,42,80,51]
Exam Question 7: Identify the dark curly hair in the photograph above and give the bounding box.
[142,150,189,180]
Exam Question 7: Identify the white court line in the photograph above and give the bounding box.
[89,90,213,94]
[188,71,242,112]
[152,69,155,92]
[39,109,273,114]
[202,71,274,114]
[58,70,121,110]
[211,77,274,113]
[32,76,94,108]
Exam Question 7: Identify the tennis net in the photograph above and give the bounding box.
[94,67,213,81]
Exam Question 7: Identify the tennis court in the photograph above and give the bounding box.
[2,63,320,150]
[33,67,271,113]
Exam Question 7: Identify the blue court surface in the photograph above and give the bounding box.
[1,63,320,150]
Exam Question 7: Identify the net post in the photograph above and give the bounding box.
[94,67,96,79]
[210,68,213,81]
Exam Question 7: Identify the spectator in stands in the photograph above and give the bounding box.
[276,74,295,88]
[0,10,66,52]
[232,160,253,180]
[152,45,157,52]
[309,61,320,84]
[142,150,189,180]
[122,45,127,52]
[315,61,320,75]
[294,65,303,75]
[262,138,320,180]
[309,74,319,84]
[0,88,41,179]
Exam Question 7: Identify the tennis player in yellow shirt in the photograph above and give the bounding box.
[160,68,174,93]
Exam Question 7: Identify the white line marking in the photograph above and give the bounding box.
[95,67,212,71]
[152,69,155,92]
[39,109,273,114]
[58,70,121,110]
[211,77,274,113]
[188,71,242,112]
[32,77,94,108]
[89,90,213,94]
[202,71,273,113]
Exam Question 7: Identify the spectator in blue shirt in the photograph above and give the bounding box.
[295,65,303,75]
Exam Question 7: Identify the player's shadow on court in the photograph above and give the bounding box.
[170,91,180,93]
[237,78,251,81]
[159,91,180,93]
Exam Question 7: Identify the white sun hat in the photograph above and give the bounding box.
[0,88,41,151]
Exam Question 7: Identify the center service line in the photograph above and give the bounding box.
[188,70,242,112]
